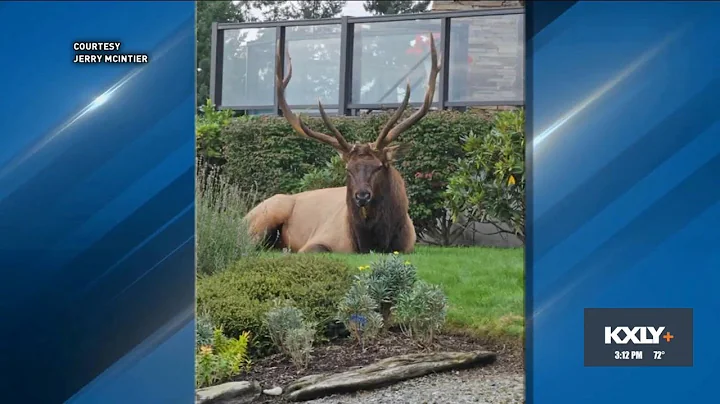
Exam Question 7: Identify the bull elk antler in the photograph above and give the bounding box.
[275,40,351,153]
[374,33,441,150]
[275,33,441,153]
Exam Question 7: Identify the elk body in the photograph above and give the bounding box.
[244,35,441,254]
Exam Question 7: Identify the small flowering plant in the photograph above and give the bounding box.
[195,328,251,388]
[264,301,316,369]
[349,313,368,327]
[394,281,448,345]
[337,279,383,349]
[363,253,418,325]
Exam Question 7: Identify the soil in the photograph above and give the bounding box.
[239,330,524,403]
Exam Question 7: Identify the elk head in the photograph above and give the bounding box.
[275,34,441,210]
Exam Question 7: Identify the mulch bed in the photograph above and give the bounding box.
[239,330,523,403]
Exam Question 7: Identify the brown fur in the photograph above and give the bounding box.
[245,145,416,254]
[244,33,440,254]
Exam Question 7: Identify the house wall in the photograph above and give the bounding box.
[433,1,524,10]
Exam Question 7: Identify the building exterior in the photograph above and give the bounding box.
[211,5,524,115]
[432,1,524,113]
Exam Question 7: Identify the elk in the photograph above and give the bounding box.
[244,35,441,254]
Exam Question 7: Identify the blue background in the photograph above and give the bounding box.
[528,1,720,403]
[0,2,196,403]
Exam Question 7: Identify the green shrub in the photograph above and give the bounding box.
[222,115,360,199]
[394,280,448,345]
[446,109,525,242]
[195,328,251,388]
[296,154,346,192]
[265,301,306,353]
[364,253,417,324]
[196,99,234,165]
[196,308,215,347]
[283,322,316,369]
[196,255,354,355]
[220,111,492,243]
[265,302,316,369]
[337,278,384,348]
[196,161,261,277]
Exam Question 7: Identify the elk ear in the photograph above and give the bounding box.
[383,143,410,164]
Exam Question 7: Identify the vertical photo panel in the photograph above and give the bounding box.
[0,2,196,403]
[528,1,720,403]
[196,1,525,403]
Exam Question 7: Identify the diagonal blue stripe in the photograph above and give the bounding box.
[51,139,194,263]
[534,76,720,260]
[0,19,194,252]
[3,230,195,402]
[527,1,577,52]
[110,234,195,304]
[535,150,720,314]
[46,102,194,252]
[534,120,720,293]
[2,168,194,316]
[529,3,720,403]
[81,203,194,296]
[527,1,577,39]
[67,311,194,404]
[0,2,196,403]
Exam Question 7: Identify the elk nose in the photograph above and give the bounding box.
[354,191,371,206]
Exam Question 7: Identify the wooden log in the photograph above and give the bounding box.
[286,350,496,401]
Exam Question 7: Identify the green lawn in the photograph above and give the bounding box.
[334,245,524,340]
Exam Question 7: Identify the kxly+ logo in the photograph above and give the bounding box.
[604,326,674,345]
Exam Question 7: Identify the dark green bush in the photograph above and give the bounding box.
[220,110,492,241]
[196,99,234,165]
[196,254,354,355]
[296,154,346,192]
[446,109,525,242]
[222,115,362,198]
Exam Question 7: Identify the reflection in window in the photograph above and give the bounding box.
[221,27,276,107]
[246,108,338,116]
[449,14,524,103]
[284,25,342,106]
[246,109,275,116]
[352,19,442,105]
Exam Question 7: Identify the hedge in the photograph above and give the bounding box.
[219,110,492,239]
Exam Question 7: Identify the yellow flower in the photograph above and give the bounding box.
[508,175,516,185]
[404,261,411,265]
[199,345,213,355]
[393,251,399,255]
[358,265,370,271]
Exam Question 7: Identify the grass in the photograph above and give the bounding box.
[334,246,524,340]
[264,246,525,340]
